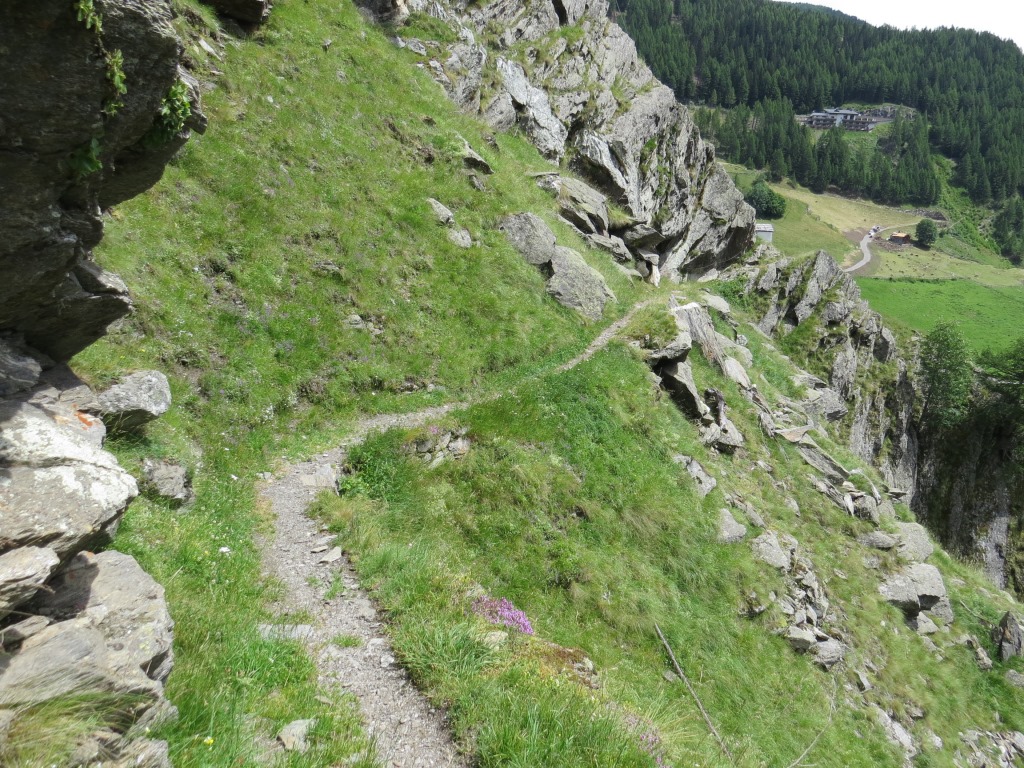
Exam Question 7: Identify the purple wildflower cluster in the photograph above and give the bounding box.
[472,595,535,635]
[625,712,672,768]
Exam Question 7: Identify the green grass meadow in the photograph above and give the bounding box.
[857,278,1024,354]
[45,0,1024,765]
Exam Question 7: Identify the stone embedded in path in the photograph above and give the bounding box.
[259,624,316,642]
[319,547,343,564]
[278,718,315,753]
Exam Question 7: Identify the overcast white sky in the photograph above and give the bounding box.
[774,1,1024,52]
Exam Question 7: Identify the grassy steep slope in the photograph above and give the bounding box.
[69,1,1024,767]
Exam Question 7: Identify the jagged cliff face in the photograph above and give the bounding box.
[362,0,754,279]
[0,0,204,361]
[733,250,918,496]
[0,2,202,763]
[732,247,1022,592]
[915,405,1022,590]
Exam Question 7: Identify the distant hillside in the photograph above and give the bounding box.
[618,0,1024,206]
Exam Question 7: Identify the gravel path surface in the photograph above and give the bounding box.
[257,296,659,765]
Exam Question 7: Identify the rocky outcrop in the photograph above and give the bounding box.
[733,247,918,499]
[499,213,614,320]
[731,245,1024,591]
[0,1,198,762]
[0,0,205,361]
[364,0,754,280]
[0,368,178,764]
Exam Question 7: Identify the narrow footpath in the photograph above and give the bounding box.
[258,297,658,765]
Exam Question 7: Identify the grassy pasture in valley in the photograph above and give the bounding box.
[856,278,1024,353]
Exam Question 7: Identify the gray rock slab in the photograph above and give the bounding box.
[879,572,920,612]
[993,612,1023,662]
[34,550,174,683]
[907,563,947,610]
[496,57,567,159]
[426,198,455,226]
[499,212,558,266]
[717,509,747,543]
[674,455,716,498]
[96,370,172,432]
[547,246,614,320]
[0,338,43,396]
[812,639,845,669]
[786,625,816,652]
[0,546,59,620]
[0,400,138,558]
[0,614,50,647]
[142,458,192,506]
[895,522,934,563]
[558,177,608,235]
[859,531,898,550]
[722,356,751,388]
[278,718,316,753]
[751,531,794,571]
[259,624,316,642]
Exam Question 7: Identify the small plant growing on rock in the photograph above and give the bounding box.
[145,80,192,146]
[68,136,103,179]
[74,0,102,32]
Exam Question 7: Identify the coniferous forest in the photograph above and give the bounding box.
[617,0,1024,253]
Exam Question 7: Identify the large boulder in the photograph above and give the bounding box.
[547,246,614,320]
[717,509,747,544]
[33,550,175,683]
[879,564,947,613]
[895,522,934,563]
[751,531,796,572]
[0,400,138,558]
[499,213,558,266]
[558,177,609,235]
[993,612,1023,662]
[500,214,612,319]
[97,370,172,433]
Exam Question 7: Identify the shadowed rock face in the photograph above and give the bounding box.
[360,0,754,278]
[0,0,205,361]
[0,3,200,762]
